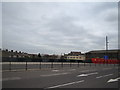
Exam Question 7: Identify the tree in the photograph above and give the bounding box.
[15,51,18,53]
[11,50,13,52]
[38,53,42,62]
[5,49,8,52]
[32,54,35,58]
[38,53,41,58]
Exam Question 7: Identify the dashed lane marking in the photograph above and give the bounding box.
[77,72,98,77]
[52,70,59,72]
[80,69,97,73]
[68,69,76,71]
[47,80,84,89]
[102,68,112,70]
[40,73,69,77]
[1,77,21,81]
[96,74,113,79]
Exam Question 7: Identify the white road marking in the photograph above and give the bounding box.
[107,77,120,83]
[68,69,76,71]
[77,72,98,77]
[1,77,21,81]
[47,80,84,89]
[103,68,112,70]
[40,73,68,77]
[80,69,96,73]
[96,74,113,79]
[52,70,59,72]
[80,70,90,72]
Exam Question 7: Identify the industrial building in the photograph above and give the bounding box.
[85,49,120,60]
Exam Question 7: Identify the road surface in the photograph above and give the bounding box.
[2,64,120,89]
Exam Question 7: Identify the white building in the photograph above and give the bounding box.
[66,51,85,61]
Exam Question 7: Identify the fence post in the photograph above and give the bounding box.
[84,61,85,66]
[9,61,11,71]
[90,63,91,67]
[61,61,63,68]
[114,63,115,67]
[70,61,71,68]
[39,61,41,69]
[25,61,27,71]
[78,61,79,68]
[51,62,53,68]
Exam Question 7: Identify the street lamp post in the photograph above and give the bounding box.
[105,36,109,65]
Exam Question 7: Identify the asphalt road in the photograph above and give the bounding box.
[2,64,120,89]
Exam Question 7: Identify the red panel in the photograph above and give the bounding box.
[91,58,119,64]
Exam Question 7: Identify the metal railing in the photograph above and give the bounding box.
[1,61,118,71]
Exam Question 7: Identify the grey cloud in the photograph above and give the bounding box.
[104,9,118,22]
[2,2,118,54]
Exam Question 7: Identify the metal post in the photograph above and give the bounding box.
[90,63,91,67]
[105,36,109,66]
[70,61,71,68]
[61,61,63,68]
[84,61,85,66]
[39,61,41,69]
[51,62,53,68]
[78,61,79,68]
[26,61,27,71]
[9,61,11,71]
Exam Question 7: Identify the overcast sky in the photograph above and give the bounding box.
[2,2,118,54]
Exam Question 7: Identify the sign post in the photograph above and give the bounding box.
[104,55,108,64]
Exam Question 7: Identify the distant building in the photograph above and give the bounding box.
[85,49,120,60]
[2,49,40,62]
[41,54,60,62]
[64,51,85,61]
[3,49,40,58]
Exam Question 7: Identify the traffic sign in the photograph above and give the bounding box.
[104,55,108,60]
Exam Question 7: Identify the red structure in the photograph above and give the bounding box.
[91,58,120,64]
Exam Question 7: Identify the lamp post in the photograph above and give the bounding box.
[105,36,109,65]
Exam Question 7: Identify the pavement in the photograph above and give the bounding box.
[2,64,120,89]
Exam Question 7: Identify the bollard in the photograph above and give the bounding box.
[39,62,41,69]
[61,62,63,68]
[90,63,91,67]
[51,62,53,68]
[78,62,79,68]
[25,61,27,71]
[9,61,11,71]
[70,61,71,68]
[114,63,115,67]
[84,62,85,66]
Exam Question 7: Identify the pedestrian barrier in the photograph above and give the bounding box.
[2,61,119,72]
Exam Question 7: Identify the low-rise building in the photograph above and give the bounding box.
[65,51,85,61]
[1,49,41,62]
[41,54,60,62]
